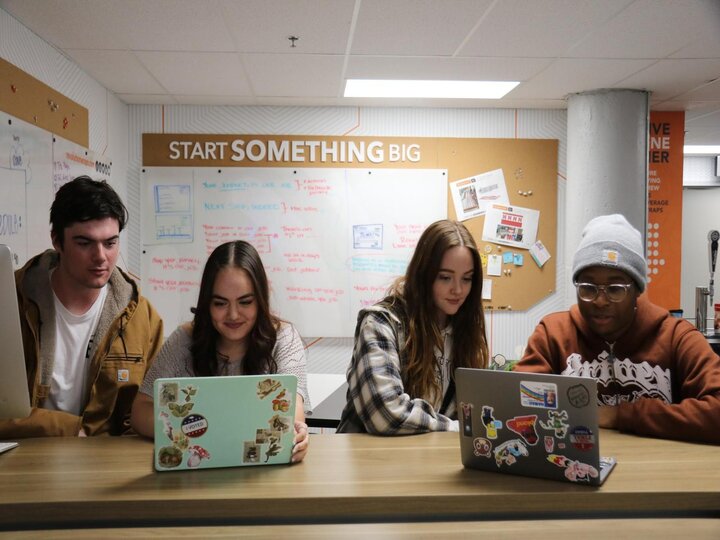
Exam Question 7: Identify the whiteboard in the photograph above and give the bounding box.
[0,114,54,267]
[141,167,447,336]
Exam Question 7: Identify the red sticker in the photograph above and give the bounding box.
[569,426,595,451]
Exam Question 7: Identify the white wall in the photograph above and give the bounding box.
[0,8,129,263]
[681,156,720,326]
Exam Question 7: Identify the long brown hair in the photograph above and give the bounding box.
[190,241,279,376]
[388,219,488,403]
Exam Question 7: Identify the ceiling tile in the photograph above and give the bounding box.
[64,49,167,94]
[567,0,716,59]
[219,0,355,54]
[243,54,344,97]
[350,0,494,56]
[461,0,633,57]
[619,59,720,101]
[136,51,252,95]
[510,58,656,99]
[1,0,236,51]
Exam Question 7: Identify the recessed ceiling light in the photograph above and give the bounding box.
[344,79,520,99]
[684,145,720,155]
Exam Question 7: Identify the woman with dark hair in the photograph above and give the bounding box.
[131,241,309,462]
[337,219,489,434]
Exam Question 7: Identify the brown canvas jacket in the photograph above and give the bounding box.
[0,250,163,438]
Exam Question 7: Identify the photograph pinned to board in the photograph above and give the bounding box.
[482,278,492,300]
[529,240,551,267]
[482,204,540,250]
[487,254,502,276]
[449,168,509,221]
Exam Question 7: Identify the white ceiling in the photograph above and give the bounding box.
[2,0,719,144]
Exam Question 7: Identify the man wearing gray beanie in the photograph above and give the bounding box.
[515,214,720,444]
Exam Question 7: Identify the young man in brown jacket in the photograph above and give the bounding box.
[0,176,163,438]
[515,214,720,444]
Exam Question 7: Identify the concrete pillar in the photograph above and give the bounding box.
[565,89,649,305]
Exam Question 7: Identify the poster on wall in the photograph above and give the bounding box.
[449,168,510,221]
[646,111,684,310]
[481,204,539,250]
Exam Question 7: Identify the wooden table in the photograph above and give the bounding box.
[1,431,719,531]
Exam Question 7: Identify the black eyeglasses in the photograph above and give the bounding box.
[574,282,634,303]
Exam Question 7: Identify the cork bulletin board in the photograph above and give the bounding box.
[440,138,558,311]
[0,57,88,147]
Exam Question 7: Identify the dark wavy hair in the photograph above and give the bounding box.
[50,176,128,248]
[190,241,279,376]
[388,219,488,403]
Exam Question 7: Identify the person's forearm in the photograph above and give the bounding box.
[129,396,155,438]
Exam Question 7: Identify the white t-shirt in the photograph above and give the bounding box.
[46,286,108,416]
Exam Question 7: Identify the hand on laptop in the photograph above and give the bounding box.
[598,405,619,429]
[292,421,309,463]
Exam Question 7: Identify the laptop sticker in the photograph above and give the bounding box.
[243,441,261,464]
[481,405,503,439]
[539,410,570,438]
[567,383,591,408]
[519,381,558,409]
[544,435,554,453]
[494,439,529,467]
[547,454,599,483]
[257,378,282,398]
[187,445,211,467]
[460,402,474,437]
[181,413,208,437]
[159,382,179,405]
[506,414,539,445]
[272,389,291,412]
[569,426,595,451]
[473,437,492,458]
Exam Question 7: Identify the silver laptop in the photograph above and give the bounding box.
[0,244,31,420]
[456,367,616,486]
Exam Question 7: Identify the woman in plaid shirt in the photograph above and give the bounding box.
[338,220,489,434]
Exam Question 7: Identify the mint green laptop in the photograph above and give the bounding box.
[153,374,297,471]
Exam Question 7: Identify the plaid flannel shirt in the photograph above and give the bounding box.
[337,301,458,434]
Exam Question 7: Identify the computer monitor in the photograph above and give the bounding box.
[0,244,31,420]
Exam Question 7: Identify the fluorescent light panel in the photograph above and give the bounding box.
[684,145,720,155]
[344,79,519,99]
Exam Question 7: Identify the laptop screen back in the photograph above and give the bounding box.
[153,374,297,471]
[0,244,31,420]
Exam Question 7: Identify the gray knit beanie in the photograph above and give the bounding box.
[571,214,647,292]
